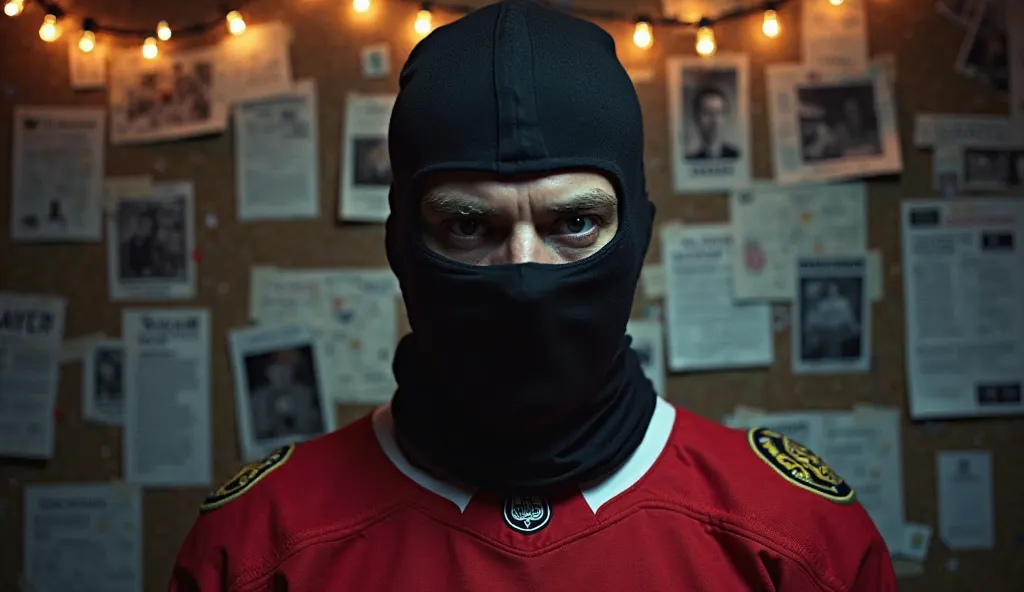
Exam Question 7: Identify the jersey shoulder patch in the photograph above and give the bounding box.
[200,444,295,512]
[747,427,855,504]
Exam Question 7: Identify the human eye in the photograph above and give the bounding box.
[441,217,489,248]
[552,215,601,246]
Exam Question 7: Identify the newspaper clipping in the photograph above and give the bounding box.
[107,181,196,302]
[955,0,1009,92]
[662,224,773,371]
[901,199,1024,419]
[11,106,105,242]
[339,93,396,222]
[23,483,142,592]
[667,54,751,192]
[793,256,871,374]
[123,308,212,486]
[234,79,319,221]
[229,323,337,462]
[767,64,902,185]
[0,292,66,459]
[801,0,868,71]
[82,340,126,426]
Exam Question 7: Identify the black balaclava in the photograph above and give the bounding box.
[386,0,657,494]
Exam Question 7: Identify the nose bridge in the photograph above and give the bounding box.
[507,222,556,264]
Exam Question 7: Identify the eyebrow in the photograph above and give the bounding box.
[422,187,617,217]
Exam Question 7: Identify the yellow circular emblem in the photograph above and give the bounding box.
[200,444,295,512]
[748,428,855,504]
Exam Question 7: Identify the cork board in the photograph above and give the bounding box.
[0,0,1020,589]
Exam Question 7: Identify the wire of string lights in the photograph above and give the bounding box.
[4,0,811,59]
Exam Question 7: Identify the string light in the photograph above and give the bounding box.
[3,0,23,17]
[226,10,246,35]
[142,36,159,59]
[829,0,844,5]
[762,8,780,38]
[38,12,61,42]
[695,19,716,57]
[414,3,432,36]
[632,17,653,50]
[9,0,796,56]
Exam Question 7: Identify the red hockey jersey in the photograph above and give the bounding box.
[170,399,897,591]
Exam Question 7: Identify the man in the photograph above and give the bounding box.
[248,349,322,441]
[686,86,740,159]
[804,281,861,359]
[171,2,896,590]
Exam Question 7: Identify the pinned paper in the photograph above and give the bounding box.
[60,332,106,364]
[891,559,925,578]
[900,522,933,561]
[640,264,667,299]
[102,175,153,211]
[937,450,995,550]
[360,43,391,79]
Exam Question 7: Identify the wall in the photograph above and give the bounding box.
[0,0,1020,589]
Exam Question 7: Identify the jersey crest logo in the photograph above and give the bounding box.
[748,428,855,504]
[200,444,295,512]
[503,494,552,534]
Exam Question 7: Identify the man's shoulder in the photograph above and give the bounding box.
[662,407,887,588]
[173,412,403,586]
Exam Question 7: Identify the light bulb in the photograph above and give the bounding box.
[762,10,780,38]
[414,9,432,36]
[4,0,24,17]
[829,0,844,5]
[226,10,246,35]
[157,20,172,41]
[632,21,653,50]
[39,14,61,42]
[142,37,159,59]
[353,0,370,13]
[78,30,96,53]
[695,26,716,56]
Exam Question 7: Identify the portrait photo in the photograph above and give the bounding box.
[93,346,125,405]
[668,54,751,192]
[796,83,882,163]
[682,69,741,161]
[964,148,1010,185]
[242,345,325,442]
[107,182,196,302]
[116,197,189,283]
[798,277,864,363]
[957,0,1009,92]
[352,136,392,187]
[82,339,127,426]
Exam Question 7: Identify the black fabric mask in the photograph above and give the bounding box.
[385,0,657,494]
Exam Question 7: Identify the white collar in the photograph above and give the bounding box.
[371,397,676,514]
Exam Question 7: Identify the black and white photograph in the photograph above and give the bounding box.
[229,323,336,462]
[796,84,882,162]
[962,146,1024,189]
[82,340,125,426]
[352,136,393,187]
[338,93,396,222]
[109,47,228,145]
[668,54,751,192]
[936,0,984,27]
[767,64,902,185]
[956,0,1009,92]
[792,256,871,374]
[106,181,196,301]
